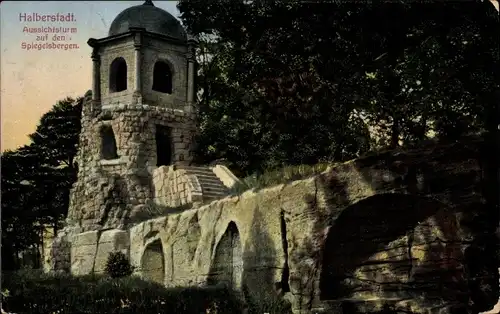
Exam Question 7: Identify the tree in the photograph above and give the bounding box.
[1,149,42,270]
[1,96,83,269]
[180,0,497,175]
[26,97,83,234]
[180,0,373,175]
[28,97,82,169]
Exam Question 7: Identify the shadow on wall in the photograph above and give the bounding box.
[319,193,470,312]
[48,234,71,273]
[207,221,243,288]
[310,140,497,313]
[141,239,165,284]
[205,210,292,313]
[286,173,351,312]
[241,209,292,314]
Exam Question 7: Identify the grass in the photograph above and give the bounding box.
[1,269,243,314]
[231,162,333,194]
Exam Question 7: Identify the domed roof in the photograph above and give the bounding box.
[108,0,186,41]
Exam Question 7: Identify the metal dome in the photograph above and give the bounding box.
[108,0,187,41]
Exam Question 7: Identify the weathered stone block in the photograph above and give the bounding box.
[94,229,130,274]
[71,231,100,276]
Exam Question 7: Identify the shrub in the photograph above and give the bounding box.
[104,251,134,278]
[1,269,243,314]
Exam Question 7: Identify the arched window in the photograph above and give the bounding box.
[100,125,118,160]
[152,61,173,94]
[109,57,127,92]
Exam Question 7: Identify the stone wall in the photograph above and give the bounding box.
[63,135,499,314]
[152,165,202,208]
[44,228,71,273]
[68,229,129,276]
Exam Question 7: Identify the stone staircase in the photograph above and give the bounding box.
[182,166,231,202]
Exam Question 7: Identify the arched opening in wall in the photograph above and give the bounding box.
[141,240,165,284]
[207,221,243,289]
[155,125,172,166]
[109,57,127,92]
[100,125,118,160]
[152,61,173,94]
[319,193,457,302]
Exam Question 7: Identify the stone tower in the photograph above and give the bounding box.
[46,0,238,275]
[66,0,199,231]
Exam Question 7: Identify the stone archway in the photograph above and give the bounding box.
[208,221,243,289]
[319,193,464,310]
[141,239,165,284]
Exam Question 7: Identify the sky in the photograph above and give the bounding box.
[0,0,181,151]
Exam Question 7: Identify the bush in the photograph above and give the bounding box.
[104,251,133,278]
[1,269,243,314]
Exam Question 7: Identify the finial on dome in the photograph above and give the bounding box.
[143,0,154,6]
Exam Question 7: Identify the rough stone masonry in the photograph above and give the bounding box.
[44,1,499,314]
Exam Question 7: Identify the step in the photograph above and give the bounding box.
[203,192,228,198]
[203,193,221,197]
[196,176,223,184]
[203,190,228,196]
[201,184,227,193]
[191,173,219,180]
[199,182,225,189]
[196,174,220,180]
[200,182,227,189]
[185,168,216,175]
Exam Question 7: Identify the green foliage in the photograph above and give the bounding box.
[245,295,292,314]
[242,284,292,314]
[1,97,82,270]
[1,269,243,314]
[179,0,498,176]
[28,97,82,168]
[233,163,331,194]
[104,252,134,278]
[181,1,375,175]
